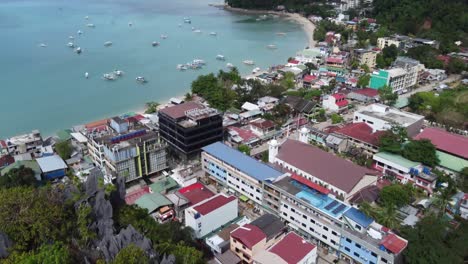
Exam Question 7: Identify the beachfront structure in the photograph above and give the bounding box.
[88,117,167,182]
[230,214,285,264]
[202,142,285,205]
[253,231,317,264]
[262,174,407,264]
[158,102,223,160]
[185,194,238,238]
[322,93,349,112]
[5,130,43,158]
[353,49,378,70]
[269,139,378,201]
[353,104,425,137]
[373,152,438,195]
[414,127,468,176]
[295,48,325,65]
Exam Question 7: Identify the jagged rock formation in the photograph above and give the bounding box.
[0,233,12,258]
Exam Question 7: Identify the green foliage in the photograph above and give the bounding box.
[304,62,317,72]
[271,103,292,125]
[330,113,344,124]
[4,242,71,264]
[226,0,335,17]
[159,242,205,264]
[113,244,149,264]
[357,74,370,88]
[313,20,351,43]
[402,139,439,167]
[237,144,251,155]
[55,140,73,160]
[0,165,37,188]
[459,167,468,192]
[144,101,160,114]
[376,45,398,68]
[446,58,467,74]
[261,151,269,162]
[0,186,70,251]
[372,0,468,53]
[378,125,407,154]
[280,72,296,90]
[401,214,466,264]
[303,89,322,101]
[406,46,443,69]
[76,204,96,247]
[380,184,411,207]
[378,85,397,106]
[184,92,193,101]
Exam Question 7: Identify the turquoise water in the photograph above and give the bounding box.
[0,0,307,138]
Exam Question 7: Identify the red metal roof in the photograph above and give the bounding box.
[228,126,258,143]
[0,155,14,168]
[414,128,468,159]
[380,234,407,254]
[0,140,6,148]
[159,102,204,119]
[250,119,275,130]
[85,119,109,129]
[291,174,330,194]
[335,122,385,146]
[288,59,299,64]
[332,93,346,100]
[125,186,151,205]
[193,195,236,215]
[231,224,266,249]
[178,182,214,205]
[269,232,316,264]
[326,57,344,64]
[353,88,379,97]
[303,74,317,83]
[336,100,349,107]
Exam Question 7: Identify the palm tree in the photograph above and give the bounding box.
[359,202,378,218]
[433,188,453,216]
[145,101,160,114]
[376,204,400,230]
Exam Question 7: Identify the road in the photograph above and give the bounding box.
[401,74,461,98]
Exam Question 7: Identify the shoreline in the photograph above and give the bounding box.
[221,5,316,48]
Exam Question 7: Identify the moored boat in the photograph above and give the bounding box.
[136,76,147,83]
[152,41,160,47]
[243,60,255,65]
[216,55,225,61]
[104,41,112,47]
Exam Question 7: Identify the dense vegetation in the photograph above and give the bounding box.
[225,0,335,17]
[372,0,468,53]
[408,85,468,129]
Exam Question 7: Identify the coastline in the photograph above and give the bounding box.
[221,5,316,48]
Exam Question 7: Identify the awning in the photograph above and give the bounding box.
[239,195,250,202]
[291,174,330,195]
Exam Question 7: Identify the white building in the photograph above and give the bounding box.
[322,93,349,112]
[185,194,238,238]
[377,37,401,50]
[353,103,425,137]
[6,130,43,157]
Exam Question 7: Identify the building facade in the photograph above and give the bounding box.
[158,102,223,160]
[6,130,43,157]
[353,49,378,69]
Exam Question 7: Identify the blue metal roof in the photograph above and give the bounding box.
[202,142,283,181]
[344,207,374,228]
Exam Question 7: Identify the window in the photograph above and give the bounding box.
[309,227,314,232]
[344,247,350,252]
[302,215,307,219]
[381,258,388,263]
[323,226,328,231]
[283,212,288,217]
[346,238,351,243]
[331,240,336,245]
[310,219,315,224]
[355,243,361,249]
[355,225,362,230]
[242,245,246,250]
[290,216,295,221]
[284,204,288,208]
[302,223,306,227]
[291,208,296,213]
[332,231,337,236]
[322,235,327,239]
[370,262,375,264]
[371,252,377,258]
[354,252,360,258]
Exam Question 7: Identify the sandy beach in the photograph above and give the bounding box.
[221,5,316,48]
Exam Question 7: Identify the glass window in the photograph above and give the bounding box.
[346,238,351,243]
[344,247,350,252]
[354,252,360,258]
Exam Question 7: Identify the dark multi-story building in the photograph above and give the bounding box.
[158,102,223,160]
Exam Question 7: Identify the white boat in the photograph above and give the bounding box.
[243,60,255,65]
[113,70,124,76]
[85,72,89,79]
[183,18,191,24]
[136,76,147,83]
[267,44,277,49]
[69,36,74,40]
[252,67,261,74]
[128,21,133,27]
[152,41,160,47]
[85,16,89,20]
[209,32,217,36]
[103,73,116,80]
[39,43,47,47]
[86,23,95,28]
[67,42,75,48]
[104,41,113,47]
[75,47,82,54]
[160,34,168,39]
[187,63,202,69]
[193,59,205,65]
[176,64,188,71]
[276,32,286,36]
[193,29,202,33]
[226,63,234,69]
[77,30,83,35]
[216,55,225,61]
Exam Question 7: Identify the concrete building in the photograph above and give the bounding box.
[5,130,43,158]
[158,102,223,160]
[88,117,167,182]
[185,194,238,238]
[269,139,378,200]
[377,37,402,50]
[253,232,317,264]
[262,174,408,264]
[353,104,425,137]
[334,123,386,154]
[36,155,68,180]
[295,48,325,65]
[202,142,285,205]
[373,152,438,195]
[322,93,349,112]
[353,49,378,69]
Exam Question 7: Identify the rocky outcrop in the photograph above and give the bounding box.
[0,233,12,258]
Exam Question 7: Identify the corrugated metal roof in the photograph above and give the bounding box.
[374,152,419,169]
[436,151,468,173]
[202,142,283,181]
[135,192,172,213]
[36,155,67,173]
[344,207,374,228]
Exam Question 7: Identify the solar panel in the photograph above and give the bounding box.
[332,204,346,214]
[324,200,338,210]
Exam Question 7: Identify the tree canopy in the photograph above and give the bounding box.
[402,139,439,167]
[113,244,149,264]
[55,140,73,160]
[237,145,251,155]
[144,102,160,114]
[0,165,37,188]
[379,184,411,207]
[378,85,398,106]
[376,45,398,69]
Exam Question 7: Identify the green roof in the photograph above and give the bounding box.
[56,129,72,141]
[150,177,178,193]
[296,64,307,71]
[1,160,42,176]
[135,193,172,213]
[437,151,468,173]
[394,97,409,109]
[370,70,389,89]
[375,152,420,169]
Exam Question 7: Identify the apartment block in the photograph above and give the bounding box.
[5,130,43,157]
